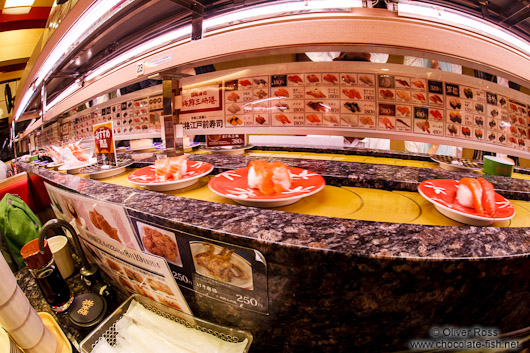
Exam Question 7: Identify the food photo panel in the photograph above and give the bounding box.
[136,221,183,267]
[44,185,141,250]
[79,229,191,314]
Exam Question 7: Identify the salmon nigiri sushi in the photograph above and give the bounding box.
[456,177,496,216]
[154,158,169,181]
[168,155,187,180]
[155,155,188,181]
[248,160,291,195]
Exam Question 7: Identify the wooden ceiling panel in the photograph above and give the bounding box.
[0,28,44,63]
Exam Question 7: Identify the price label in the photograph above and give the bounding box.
[172,271,192,286]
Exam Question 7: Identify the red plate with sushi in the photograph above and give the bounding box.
[128,160,213,191]
[208,167,325,207]
[418,179,515,226]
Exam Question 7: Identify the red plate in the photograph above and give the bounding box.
[208,166,325,207]
[418,179,515,225]
[128,160,213,191]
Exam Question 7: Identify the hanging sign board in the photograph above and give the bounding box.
[93,121,117,166]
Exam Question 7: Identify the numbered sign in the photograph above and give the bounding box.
[136,62,144,76]
[93,121,117,166]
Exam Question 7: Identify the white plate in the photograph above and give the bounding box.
[83,161,134,179]
[430,156,482,172]
[417,180,515,226]
[47,162,64,169]
[201,144,253,155]
[127,161,213,191]
[190,241,253,289]
[58,161,96,174]
[208,166,326,208]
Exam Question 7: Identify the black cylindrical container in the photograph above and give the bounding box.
[68,293,108,337]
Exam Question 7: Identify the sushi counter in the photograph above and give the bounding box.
[16,147,530,352]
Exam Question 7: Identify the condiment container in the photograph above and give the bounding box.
[483,155,514,177]
[68,293,107,336]
[20,239,73,313]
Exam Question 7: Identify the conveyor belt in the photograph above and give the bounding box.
[88,170,530,227]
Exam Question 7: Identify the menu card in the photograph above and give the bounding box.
[127,210,269,314]
[93,121,117,166]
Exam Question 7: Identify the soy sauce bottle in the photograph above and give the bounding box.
[21,239,73,313]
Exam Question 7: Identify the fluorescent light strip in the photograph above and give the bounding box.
[15,0,129,121]
[20,0,360,120]
[85,25,192,81]
[398,1,530,57]
[204,0,362,29]
[45,81,82,113]
[35,0,125,88]
[87,0,361,81]
[15,89,36,121]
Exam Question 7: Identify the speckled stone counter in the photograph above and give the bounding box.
[17,149,530,353]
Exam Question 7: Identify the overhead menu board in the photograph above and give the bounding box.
[178,62,530,157]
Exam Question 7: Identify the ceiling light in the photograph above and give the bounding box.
[88,1,361,81]
[17,0,361,120]
[85,26,192,81]
[398,1,530,57]
[14,0,128,121]
[204,0,362,30]
[2,7,31,15]
[45,80,82,113]
[4,0,34,8]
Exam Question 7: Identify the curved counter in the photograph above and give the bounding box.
[17,148,530,352]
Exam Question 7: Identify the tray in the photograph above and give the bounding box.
[38,312,72,353]
[79,294,253,353]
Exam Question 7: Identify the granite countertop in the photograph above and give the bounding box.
[18,147,530,260]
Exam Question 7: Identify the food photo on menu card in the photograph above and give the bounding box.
[136,222,183,267]
[190,240,254,290]
[81,236,190,313]
[45,183,141,250]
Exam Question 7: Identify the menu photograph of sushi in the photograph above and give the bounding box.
[418,177,515,226]
[128,156,213,191]
[208,160,325,207]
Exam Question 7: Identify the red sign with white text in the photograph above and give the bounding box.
[93,122,117,166]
